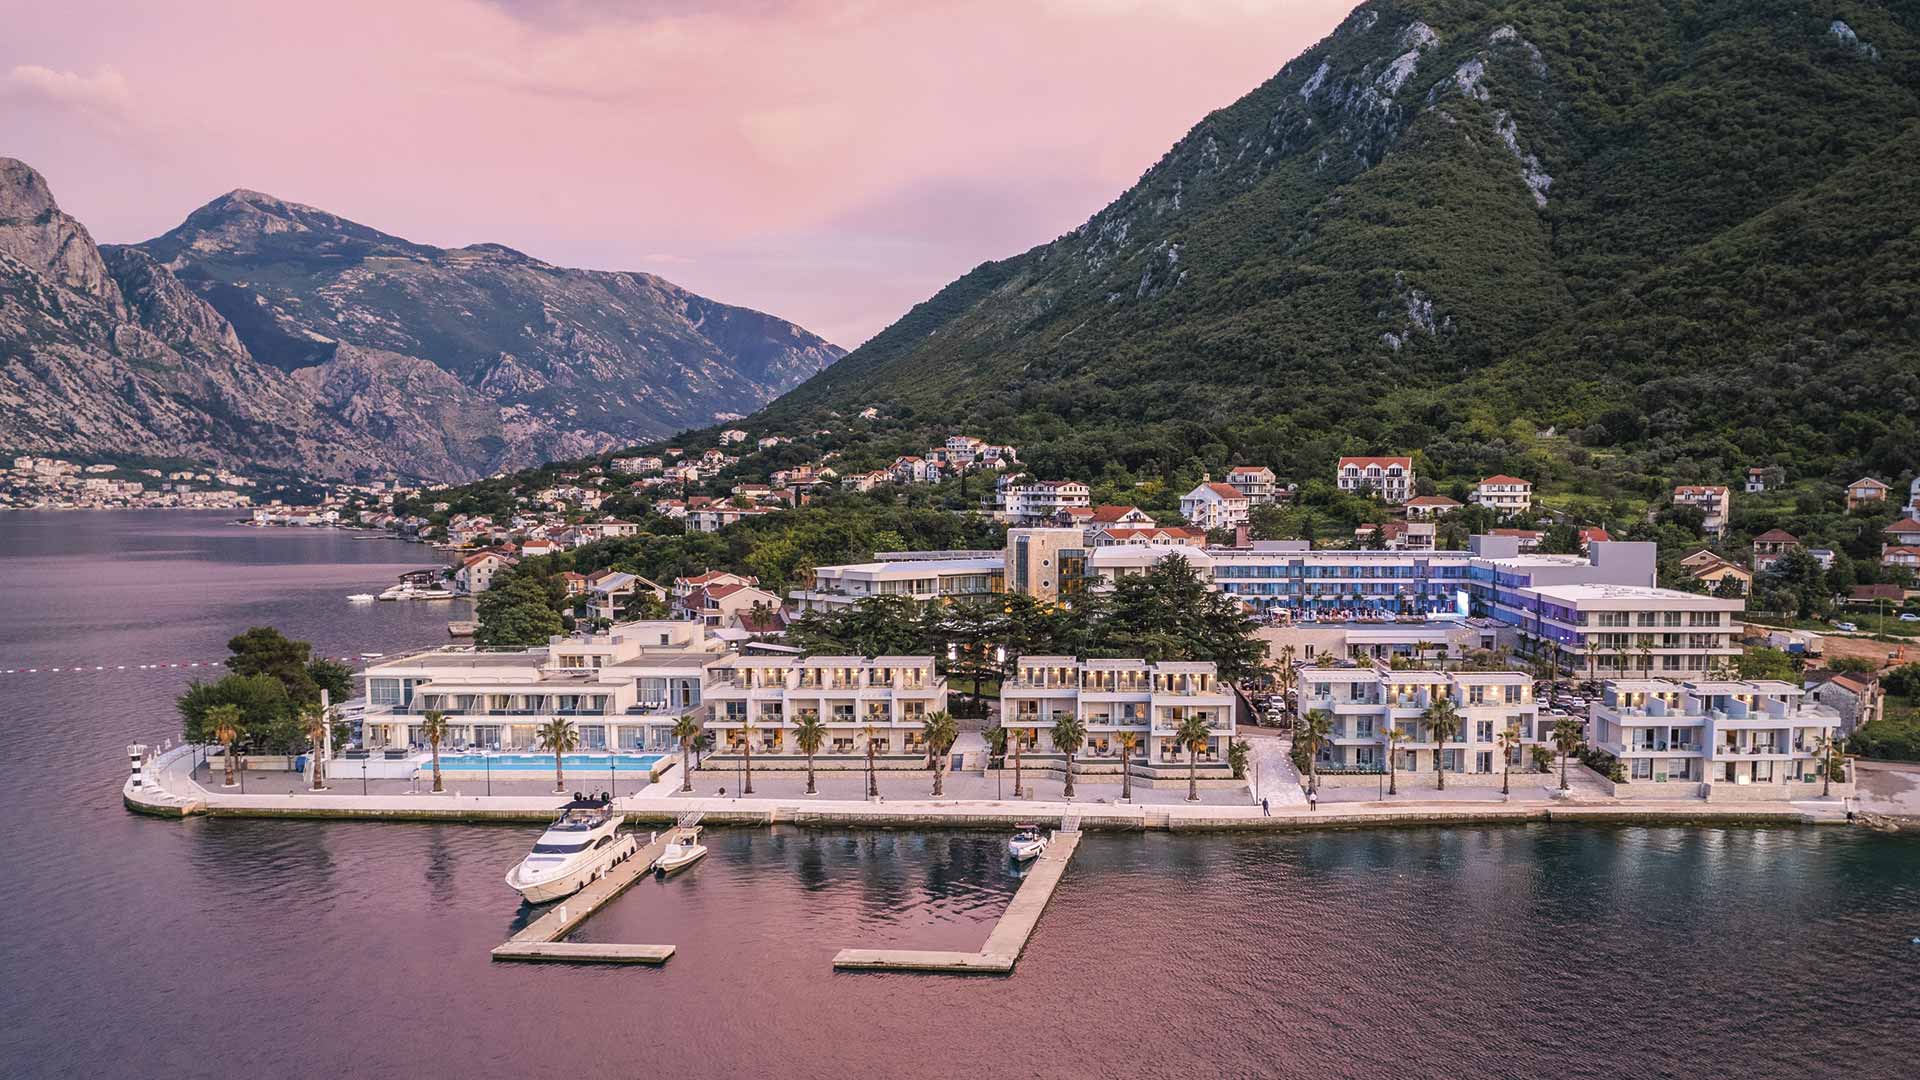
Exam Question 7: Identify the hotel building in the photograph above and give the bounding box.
[699,654,946,765]
[999,657,1236,776]
[1589,679,1845,798]
[360,621,722,753]
[1297,666,1540,778]
[789,550,1004,612]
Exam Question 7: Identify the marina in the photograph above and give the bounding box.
[493,818,704,964]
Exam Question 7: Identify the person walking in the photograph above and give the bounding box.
[1261,797,1271,817]
[1307,787,1318,813]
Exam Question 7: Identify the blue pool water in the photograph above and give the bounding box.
[430,752,664,772]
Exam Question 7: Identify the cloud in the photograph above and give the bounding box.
[2,65,134,119]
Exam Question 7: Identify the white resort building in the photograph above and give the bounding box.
[1297,666,1540,781]
[359,621,723,754]
[1588,679,1847,799]
[999,657,1236,779]
[700,654,945,767]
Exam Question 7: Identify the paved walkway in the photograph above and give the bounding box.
[667,767,1251,806]
[1246,733,1307,808]
[127,743,1858,828]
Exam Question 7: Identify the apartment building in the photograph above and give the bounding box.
[1296,666,1540,778]
[1180,481,1252,531]
[1336,456,1415,503]
[360,621,722,753]
[986,476,1091,525]
[1671,485,1732,537]
[1509,584,1743,680]
[1471,475,1533,515]
[789,552,1004,612]
[700,654,945,764]
[1000,657,1236,776]
[1225,466,1280,504]
[1589,679,1844,798]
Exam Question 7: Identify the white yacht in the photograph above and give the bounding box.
[346,593,376,603]
[378,582,458,601]
[505,792,637,904]
[655,827,708,876]
[1008,824,1048,862]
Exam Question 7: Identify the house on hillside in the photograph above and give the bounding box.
[1336,456,1415,504]
[1847,583,1908,606]
[1672,485,1732,538]
[1225,466,1280,504]
[1680,549,1751,594]
[1882,518,1920,546]
[1471,475,1533,515]
[1180,480,1252,531]
[1846,476,1890,511]
[1751,529,1799,572]
[1578,527,1611,554]
[1090,525,1207,548]
[1882,546,1920,571]
[1806,671,1884,735]
[1353,520,1436,551]
[1404,495,1462,520]
[719,428,749,445]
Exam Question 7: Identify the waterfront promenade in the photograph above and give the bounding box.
[127,742,1869,829]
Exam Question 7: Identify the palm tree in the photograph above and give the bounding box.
[672,714,701,792]
[1551,717,1584,792]
[1010,719,1025,799]
[923,711,959,797]
[738,712,757,796]
[421,709,449,793]
[1269,645,1298,720]
[1379,722,1409,796]
[863,720,879,799]
[1177,712,1213,802]
[302,703,330,791]
[209,703,242,788]
[1495,721,1522,796]
[1422,696,1462,791]
[1297,708,1333,795]
[1582,637,1600,687]
[538,718,579,793]
[1051,714,1087,798]
[1813,732,1839,798]
[1115,730,1140,802]
[794,713,827,795]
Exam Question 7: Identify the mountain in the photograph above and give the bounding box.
[752,0,1920,498]
[0,164,843,481]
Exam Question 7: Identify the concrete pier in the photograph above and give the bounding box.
[834,829,1082,974]
[489,823,695,964]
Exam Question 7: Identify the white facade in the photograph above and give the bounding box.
[1672,485,1732,537]
[1590,679,1843,796]
[1298,667,1541,776]
[702,655,946,761]
[1225,466,1279,504]
[990,478,1090,525]
[1516,584,1743,680]
[360,621,722,753]
[1471,476,1533,515]
[1336,457,1415,503]
[789,555,1003,612]
[1001,658,1236,772]
[1180,482,1252,531]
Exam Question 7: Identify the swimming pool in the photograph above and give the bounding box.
[428,753,666,773]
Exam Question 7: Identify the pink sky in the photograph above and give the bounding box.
[2,0,1353,348]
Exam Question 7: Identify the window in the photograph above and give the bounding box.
[369,679,402,706]
[1632,758,1653,779]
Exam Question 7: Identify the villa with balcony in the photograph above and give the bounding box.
[359,620,723,754]
[998,657,1237,782]
[1588,678,1849,800]
[698,654,946,768]
[1296,665,1540,784]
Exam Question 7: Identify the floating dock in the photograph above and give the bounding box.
[834,822,1082,974]
[489,815,700,964]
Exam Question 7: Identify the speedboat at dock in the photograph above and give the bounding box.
[1008,824,1048,862]
[655,827,708,876]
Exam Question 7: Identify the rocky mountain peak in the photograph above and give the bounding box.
[0,157,123,310]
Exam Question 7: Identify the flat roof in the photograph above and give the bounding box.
[1527,583,1741,605]
[816,557,1004,576]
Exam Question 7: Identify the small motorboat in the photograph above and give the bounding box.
[346,593,376,603]
[655,827,708,876]
[1008,824,1048,862]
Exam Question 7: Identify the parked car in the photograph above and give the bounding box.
[1835,622,1859,632]
[1899,613,1920,622]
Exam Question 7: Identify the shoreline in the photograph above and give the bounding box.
[127,746,1915,833]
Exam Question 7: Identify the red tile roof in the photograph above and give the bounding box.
[1479,475,1529,485]
[1338,456,1412,469]
[1753,529,1799,543]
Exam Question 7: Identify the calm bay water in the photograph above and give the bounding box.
[1,511,1916,1080]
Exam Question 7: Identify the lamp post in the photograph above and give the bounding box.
[485,751,491,797]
